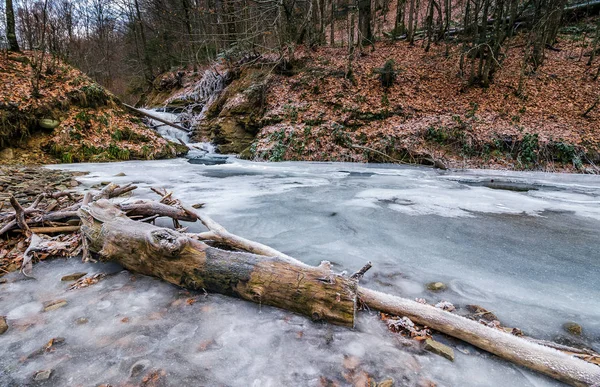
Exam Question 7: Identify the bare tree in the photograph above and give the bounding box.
[6,0,20,51]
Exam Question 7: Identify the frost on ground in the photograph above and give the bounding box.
[1,260,559,387]
[21,158,599,386]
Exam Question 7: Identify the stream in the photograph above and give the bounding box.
[1,115,599,386]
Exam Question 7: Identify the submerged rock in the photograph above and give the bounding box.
[0,316,8,335]
[61,272,87,282]
[424,338,454,361]
[426,282,446,292]
[33,369,53,381]
[378,378,394,387]
[563,322,582,336]
[466,304,498,322]
[130,359,151,377]
[43,299,67,312]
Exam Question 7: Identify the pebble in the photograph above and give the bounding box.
[130,359,151,377]
[33,369,53,381]
[0,316,8,335]
[424,338,455,361]
[75,317,89,325]
[563,322,582,336]
[61,272,87,281]
[426,282,446,292]
[378,378,394,387]
[43,299,68,312]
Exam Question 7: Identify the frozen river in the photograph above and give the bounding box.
[1,157,599,386]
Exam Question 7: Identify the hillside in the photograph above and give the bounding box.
[255,38,600,172]
[150,26,600,173]
[0,52,186,165]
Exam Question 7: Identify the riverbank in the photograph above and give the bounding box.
[149,33,600,173]
[0,52,186,165]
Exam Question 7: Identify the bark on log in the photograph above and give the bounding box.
[358,287,600,387]
[78,200,357,326]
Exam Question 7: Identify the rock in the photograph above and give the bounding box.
[466,304,498,321]
[0,148,15,161]
[426,282,446,292]
[378,378,394,387]
[69,180,79,187]
[39,119,61,130]
[33,369,53,381]
[100,181,110,186]
[424,338,455,361]
[43,299,68,312]
[114,172,126,177]
[0,316,8,335]
[563,322,582,336]
[130,359,151,377]
[75,317,89,325]
[61,272,87,281]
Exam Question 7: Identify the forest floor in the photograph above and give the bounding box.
[0,51,186,165]
[249,33,600,172]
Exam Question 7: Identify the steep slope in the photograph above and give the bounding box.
[0,52,186,165]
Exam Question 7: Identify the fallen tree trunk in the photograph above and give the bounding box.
[78,200,357,327]
[359,288,600,387]
[123,104,192,132]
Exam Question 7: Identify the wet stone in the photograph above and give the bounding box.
[0,316,8,335]
[43,299,68,312]
[563,322,582,336]
[114,172,126,177]
[426,282,446,292]
[33,369,53,381]
[75,317,89,325]
[130,359,151,377]
[61,272,87,282]
[378,378,394,387]
[424,338,455,361]
[466,304,498,321]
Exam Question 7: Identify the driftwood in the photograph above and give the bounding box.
[78,200,357,326]
[3,184,600,386]
[123,104,192,132]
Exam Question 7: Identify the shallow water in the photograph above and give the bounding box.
[2,158,599,386]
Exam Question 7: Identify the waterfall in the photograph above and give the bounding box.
[166,68,227,132]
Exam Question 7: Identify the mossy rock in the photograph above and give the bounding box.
[426,282,447,292]
[563,322,582,336]
[39,119,60,130]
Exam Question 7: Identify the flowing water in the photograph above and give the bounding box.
[1,109,599,386]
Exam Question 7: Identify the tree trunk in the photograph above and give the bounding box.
[6,0,19,52]
[359,288,600,387]
[79,200,357,327]
[358,0,373,45]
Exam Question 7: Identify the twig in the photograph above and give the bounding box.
[351,261,372,280]
[9,195,30,233]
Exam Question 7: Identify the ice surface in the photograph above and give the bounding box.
[6,159,596,385]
